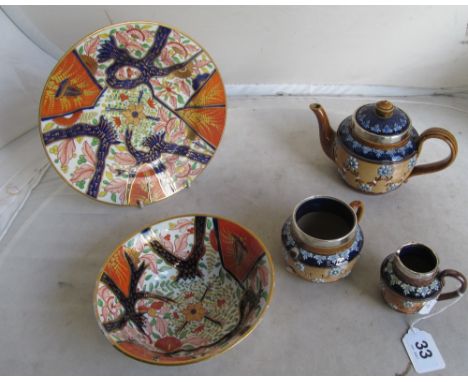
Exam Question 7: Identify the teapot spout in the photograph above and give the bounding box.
[310,103,336,161]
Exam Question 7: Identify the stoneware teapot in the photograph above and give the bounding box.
[310,100,458,194]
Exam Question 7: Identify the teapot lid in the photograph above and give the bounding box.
[353,100,411,145]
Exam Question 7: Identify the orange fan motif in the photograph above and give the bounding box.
[215,219,265,283]
[177,71,226,149]
[40,51,103,120]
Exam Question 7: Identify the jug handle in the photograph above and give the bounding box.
[409,127,458,178]
[437,269,467,301]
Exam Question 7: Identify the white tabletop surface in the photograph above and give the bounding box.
[1,95,467,375]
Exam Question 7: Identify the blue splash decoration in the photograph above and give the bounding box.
[338,117,418,162]
[355,103,410,136]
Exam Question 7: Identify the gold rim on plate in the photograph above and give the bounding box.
[38,21,228,207]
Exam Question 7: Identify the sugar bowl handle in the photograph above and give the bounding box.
[349,200,365,223]
[409,127,458,178]
[437,269,467,301]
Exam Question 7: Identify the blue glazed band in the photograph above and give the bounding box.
[380,255,442,300]
[338,117,418,162]
[355,103,410,136]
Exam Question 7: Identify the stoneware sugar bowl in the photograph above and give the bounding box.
[281,195,364,283]
[310,100,458,194]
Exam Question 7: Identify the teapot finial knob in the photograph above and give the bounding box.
[375,100,395,118]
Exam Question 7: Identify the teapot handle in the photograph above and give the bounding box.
[409,127,458,178]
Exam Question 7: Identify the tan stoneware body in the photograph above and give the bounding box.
[281,196,365,283]
[379,244,467,314]
[334,142,416,194]
[310,101,458,194]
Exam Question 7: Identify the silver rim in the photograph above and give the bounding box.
[291,195,357,249]
[394,242,439,281]
[351,108,412,145]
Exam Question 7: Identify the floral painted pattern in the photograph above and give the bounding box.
[337,149,416,194]
[403,300,415,308]
[381,255,441,299]
[328,267,344,277]
[408,155,417,171]
[377,165,394,178]
[40,22,226,206]
[344,156,359,174]
[385,182,401,192]
[94,216,273,365]
[358,183,374,193]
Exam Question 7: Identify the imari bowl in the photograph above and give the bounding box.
[94,215,274,365]
[39,21,226,206]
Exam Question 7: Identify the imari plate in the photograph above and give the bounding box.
[94,215,274,365]
[39,22,226,206]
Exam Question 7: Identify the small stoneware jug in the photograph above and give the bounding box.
[380,243,467,314]
[310,100,458,194]
[281,195,364,282]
